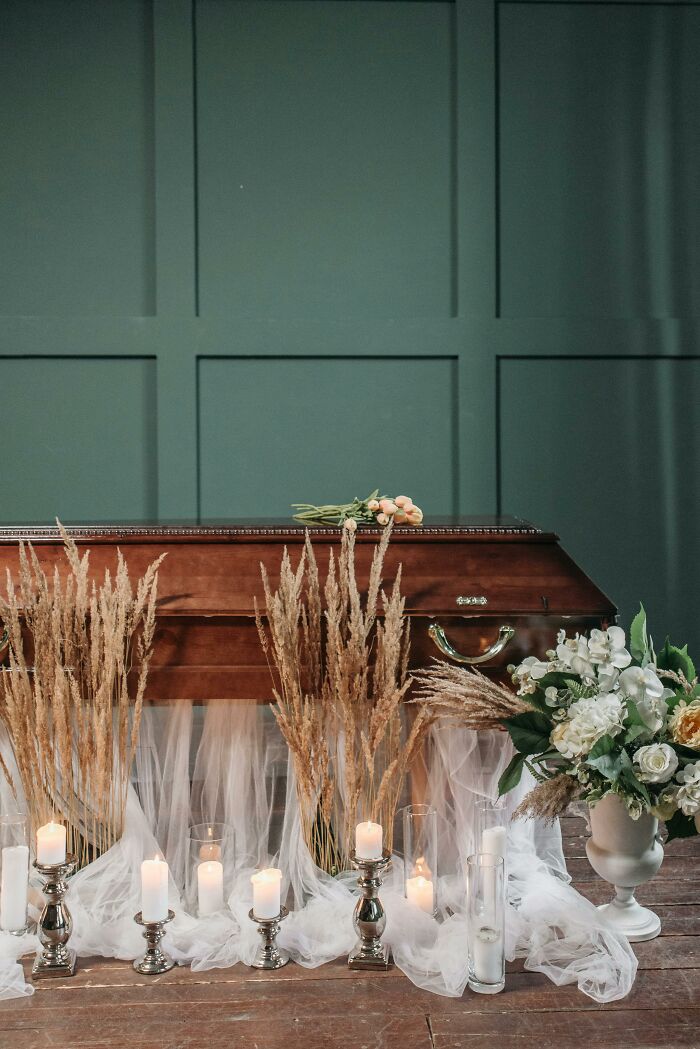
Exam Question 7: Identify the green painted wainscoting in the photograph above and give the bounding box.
[1,0,699,651]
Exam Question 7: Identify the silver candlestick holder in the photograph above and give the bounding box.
[248,905,290,969]
[32,855,77,979]
[348,850,392,970]
[133,910,175,975]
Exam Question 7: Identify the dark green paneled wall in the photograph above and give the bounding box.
[1,0,699,650]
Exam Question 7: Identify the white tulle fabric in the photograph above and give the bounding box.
[0,701,637,1001]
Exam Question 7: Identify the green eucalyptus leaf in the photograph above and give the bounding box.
[624,724,649,745]
[521,690,551,715]
[502,710,553,756]
[625,700,647,728]
[586,752,622,782]
[619,749,650,804]
[498,752,525,796]
[587,734,617,760]
[629,604,648,663]
[656,637,696,683]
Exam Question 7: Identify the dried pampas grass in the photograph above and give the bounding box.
[512,773,582,824]
[0,524,163,865]
[256,525,434,873]
[412,661,581,823]
[410,661,528,728]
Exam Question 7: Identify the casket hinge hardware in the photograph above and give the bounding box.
[428,622,515,665]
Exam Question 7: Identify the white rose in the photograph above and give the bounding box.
[633,743,678,784]
[676,761,700,817]
[588,627,632,676]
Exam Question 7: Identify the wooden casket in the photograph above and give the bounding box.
[0,516,616,700]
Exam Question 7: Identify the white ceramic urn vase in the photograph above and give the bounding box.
[585,793,663,942]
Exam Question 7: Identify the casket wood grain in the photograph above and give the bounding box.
[0,516,615,701]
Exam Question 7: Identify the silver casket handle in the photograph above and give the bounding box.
[428,622,516,665]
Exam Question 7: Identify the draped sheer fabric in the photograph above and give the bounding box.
[0,701,637,1001]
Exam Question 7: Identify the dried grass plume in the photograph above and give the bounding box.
[0,523,163,865]
[256,525,434,872]
[410,661,528,728]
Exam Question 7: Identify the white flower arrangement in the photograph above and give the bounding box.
[500,607,700,839]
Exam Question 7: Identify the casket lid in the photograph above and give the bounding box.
[0,516,614,619]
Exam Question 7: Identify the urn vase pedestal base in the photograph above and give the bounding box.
[585,794,663,944]
[597,886,661,942]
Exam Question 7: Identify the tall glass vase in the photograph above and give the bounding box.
[466,853,505,994]
[187,822,234,917]
[0,812,31,935]
[402,804,437,916]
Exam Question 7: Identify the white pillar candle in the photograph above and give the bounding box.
[251,868,282,920]
[481,827,507,920]
[0,845,29,931]
[406,874,434,915]
[471,926,504,985]
[481,825,507,859]
[36,821,66,865]
[355,821,383,860]
[197,860,224,916]
[141,855,169,922]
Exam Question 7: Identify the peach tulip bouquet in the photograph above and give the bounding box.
[292,489,423,529]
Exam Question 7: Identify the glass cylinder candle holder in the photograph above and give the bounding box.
[402,804,438,917]
[466,853,505,994]
[187,823,233,917]
[0,812,30,935]
[475,798,508,866]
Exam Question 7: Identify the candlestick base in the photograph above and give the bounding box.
[248,906,290,969]
[32,856,77,980]
[348,850,392,971]
[133,910,176,975]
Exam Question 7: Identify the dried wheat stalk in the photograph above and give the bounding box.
[512,772,582,824]
[410,661,528,728]
[0,524,163,866]
[256,526,433,872]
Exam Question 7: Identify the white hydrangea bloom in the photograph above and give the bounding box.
[676,761,700,816]
[550,692,625,760]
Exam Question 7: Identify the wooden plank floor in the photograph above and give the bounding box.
[2,817,698,1049]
